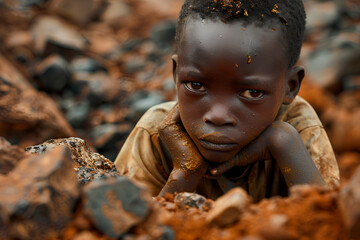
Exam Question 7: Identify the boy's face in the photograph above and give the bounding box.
[174,17,297,163]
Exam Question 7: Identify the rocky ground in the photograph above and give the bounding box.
[0,0,360,239]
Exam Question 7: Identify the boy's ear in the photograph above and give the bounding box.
[283,66,305,105]
[172,54,178,83]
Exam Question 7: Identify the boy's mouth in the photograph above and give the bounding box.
[198,133,238,152]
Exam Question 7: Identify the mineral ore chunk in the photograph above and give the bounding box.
[206,187,251,227]
[0,146,80,239]
[83,176,152,238]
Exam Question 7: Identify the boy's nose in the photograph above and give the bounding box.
[203,104,236,126]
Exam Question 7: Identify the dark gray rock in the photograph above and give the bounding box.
[125,57,146,74]
[121,38,144,52]
[305,1,341,37]
[83,176,152,238]
[126,90,165,121]
[160,226,176,240]
[305,34,360,91]
[35,54,71,92]
[70,57,107,74]
[65,100,91,128]
[150,20,176,50]
[90,123,132,157]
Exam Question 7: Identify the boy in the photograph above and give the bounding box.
[115,0,340,202]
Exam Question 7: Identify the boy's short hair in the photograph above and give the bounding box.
[175,0,306,68]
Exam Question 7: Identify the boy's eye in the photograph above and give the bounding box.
[184,82,206,92]
[239,89,264,99]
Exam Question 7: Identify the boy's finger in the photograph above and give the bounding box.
[210,160,234,176]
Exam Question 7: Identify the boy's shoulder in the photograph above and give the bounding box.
[276,96,323,132]
[135,101,177,135]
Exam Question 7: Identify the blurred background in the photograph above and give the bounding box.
[0,0,359,184]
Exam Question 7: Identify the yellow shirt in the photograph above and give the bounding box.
[114,96,339,202]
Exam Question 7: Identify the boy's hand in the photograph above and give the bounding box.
[211,121,327,188]
[158,105,207,196]
[210,123,272,176]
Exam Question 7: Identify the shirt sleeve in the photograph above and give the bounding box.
[114,126,169,196]
[298,125,340,187]
[276,96,340,188]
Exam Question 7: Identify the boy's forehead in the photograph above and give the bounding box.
[178,17,288,68]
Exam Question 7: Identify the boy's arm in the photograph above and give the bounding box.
[158,105,207,196]
[211,121,327,188]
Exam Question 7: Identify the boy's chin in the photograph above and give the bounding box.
[200,150,235,163]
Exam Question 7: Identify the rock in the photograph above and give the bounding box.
[70,57,107,74]
[321,105,360,152]
[305,34,360,91]
[90,122,132,159]
[160,226,176,240]
[71,72,123,105]
[338,152,360,184]
[150,20,176,50]
[65,100,91,128]
[125,57,146,74]
[0,137,29,175]
[25,137,120,184]
[206,187,251,227]
[269,214,289,228]
[0,146,80,239]
[4,30,33,64]
[72,231,99,240]
[304,1,341,38]
[174,192,211,211]
[289,184,323,199]
[31,15,87,55]
[343,75,360,91]
[83,176,152,238]
[100,0,132,27]
[338,166,360,238]
[0,55,75,145]
[50,0,102,26]
[126,90,165,121]
[35,54,72,92]
[121,38,144,52]
[340,0,360,19]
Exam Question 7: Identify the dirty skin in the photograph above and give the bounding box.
[158,105,207,196]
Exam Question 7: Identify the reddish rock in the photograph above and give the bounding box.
[100,0,132,27]
[83,176,153,238]
[339,166,360,238]
[322,105,360,152]
[0,137,29,175]
[31,16,87,55]
[0,55,75,147]
[50,0,102,26]
[25,137,120,184]
[337,152,360,184]
[206,187,251,227]
[0,146,80,239]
